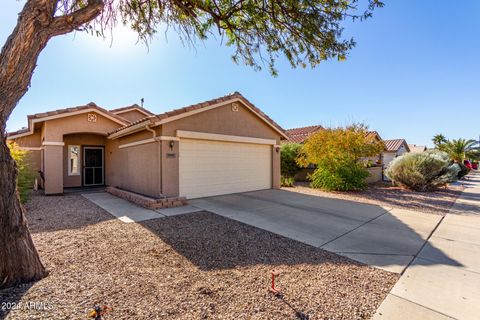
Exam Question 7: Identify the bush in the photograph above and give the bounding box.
[8,142,35,203]
[281,176,295,187]
[281,142,302,179]
[385,150,459,191]
[309,161,369,191]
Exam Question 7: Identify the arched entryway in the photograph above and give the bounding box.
[63,133,106,189]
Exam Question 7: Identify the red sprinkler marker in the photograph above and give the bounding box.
[269,270,281,295]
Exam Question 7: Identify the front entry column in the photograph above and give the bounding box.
[272,144,281,189]
[43,142,64,195]
[160,139,180,197]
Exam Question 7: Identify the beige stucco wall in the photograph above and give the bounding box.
[43,111,122,141]
[115,109,148,122]
[366,166,383,183]
[10,129,42,148]
[160,139,179,197]
[43,145,63,194]
[162,102,282,144]
[107,130,162,197]
[382,152,396,169]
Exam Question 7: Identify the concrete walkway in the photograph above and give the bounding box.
[373,172,480,320]
[82,192,165,223]
[190,189,443,273]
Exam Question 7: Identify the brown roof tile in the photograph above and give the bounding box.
[108,92,287,138]
[109,104,155,116]
[25,103,130,124]
[8,103,130,138]
[285,125,323,143]
[384,139,410,152]
[408,144,427,153]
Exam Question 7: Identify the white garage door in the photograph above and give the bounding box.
[179,139,272,199]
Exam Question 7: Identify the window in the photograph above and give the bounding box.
[68,145,80,176]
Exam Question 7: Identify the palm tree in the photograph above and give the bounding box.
[442,138,478,161]
[432,134,448,149]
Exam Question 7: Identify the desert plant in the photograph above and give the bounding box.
[309,161,369,191]
[441,138,478,162]
[298,123,384,191]
[281,143,303,179]
[385,150,459,191]
[432,133,448,149]
[281,176,296,187]
[8,142,35,203]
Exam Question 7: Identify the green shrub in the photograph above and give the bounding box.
[281,142,302,179]
[309,161,369,191]
[8,142,35,203]
[281,176,295,187]
[385,150,459,191]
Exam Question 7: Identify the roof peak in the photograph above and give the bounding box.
[108,92,286,138]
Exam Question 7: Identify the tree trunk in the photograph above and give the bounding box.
[0,130,47,288]
[0,0,104,289]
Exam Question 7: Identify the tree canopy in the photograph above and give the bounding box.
[432,134,479,161]
[298,123,384,167]
[441,138,478,162]
[54,0,384,75]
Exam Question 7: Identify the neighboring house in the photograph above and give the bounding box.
[364,131,385,165]
[284,126,385,182]
[383,139,411,168]
[7,92,288,199]
[408,144,427,153]
[285,125,323,143]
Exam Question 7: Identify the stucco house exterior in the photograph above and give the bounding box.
[382,139,410,168]
[7,92,287,199]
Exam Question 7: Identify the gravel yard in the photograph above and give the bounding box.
[1,193,398,319]
[285,182,464,215]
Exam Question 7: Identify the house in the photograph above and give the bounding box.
[408,144,427,153]
[383,139,410,167]
[7,92,288,199]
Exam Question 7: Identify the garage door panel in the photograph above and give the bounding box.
[179,139,272,199]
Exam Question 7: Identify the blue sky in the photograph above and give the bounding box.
[2,1,480,147]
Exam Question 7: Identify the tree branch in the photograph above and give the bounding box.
[48,0,104,37]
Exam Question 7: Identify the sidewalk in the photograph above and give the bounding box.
[373,172,480,320]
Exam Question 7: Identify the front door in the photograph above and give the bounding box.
[83,147,104,186]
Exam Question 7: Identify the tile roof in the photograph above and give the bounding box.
[384,139,410,152]
[108,92,287,138]
[109,104,154,116]
[26,102,130,124]
[285,125,323,143]
[7,127,30,137]
[8,103,130,137]
[408,144,427,153]
[366,131,381,140]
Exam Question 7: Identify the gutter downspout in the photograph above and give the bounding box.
[145,123,157,140]
[145,124,162,197]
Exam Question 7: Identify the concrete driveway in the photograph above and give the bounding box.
[191,189,444,273]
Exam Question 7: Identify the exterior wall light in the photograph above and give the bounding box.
[275,146,280,153]
[169,140,175,150]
